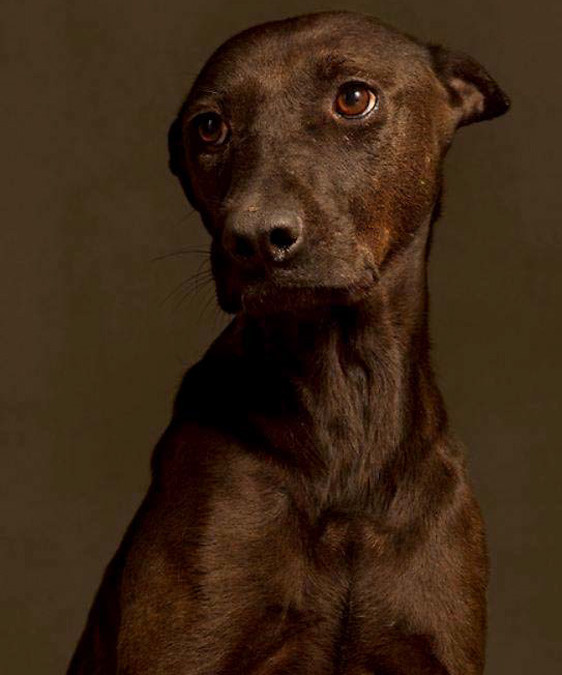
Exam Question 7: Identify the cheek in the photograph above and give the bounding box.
[349,192,393,265]
[393,95,446,212]
[364,129,442,251]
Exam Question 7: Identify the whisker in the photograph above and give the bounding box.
[161,267,213,307]
[158,208,200,233]
[151,248,210,263]
[172,275,215,314]
[199,287,218,323]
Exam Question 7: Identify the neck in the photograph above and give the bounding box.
[177,222,449,511]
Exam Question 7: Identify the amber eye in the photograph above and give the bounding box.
[193,112,229,146]
[334,82,378,118]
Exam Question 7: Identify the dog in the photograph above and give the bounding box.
[68,11,509,674]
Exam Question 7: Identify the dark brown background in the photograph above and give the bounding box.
[2,0,560,672]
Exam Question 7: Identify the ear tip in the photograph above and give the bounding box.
[484,86,511,122]
[499,90,512,115]
[428,42,511,124]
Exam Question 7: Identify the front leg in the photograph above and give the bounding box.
[354,501,487,675]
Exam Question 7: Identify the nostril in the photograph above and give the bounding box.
[223,212,303,265]
[269,226,299,252]
[234,234,254,259]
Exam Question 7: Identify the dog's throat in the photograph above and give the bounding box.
[174,229,446,508]
[229,289,442,506]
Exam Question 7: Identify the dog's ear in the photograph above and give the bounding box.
[168,116,198,209]
[428,44,510,127]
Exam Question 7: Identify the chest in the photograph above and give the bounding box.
[119,435,466,674]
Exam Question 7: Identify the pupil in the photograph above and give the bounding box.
[346,89,362,106]
[203,116,217,134]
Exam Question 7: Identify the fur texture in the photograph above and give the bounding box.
[68,11,509,674]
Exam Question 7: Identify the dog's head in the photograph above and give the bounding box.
[168,12,509,315]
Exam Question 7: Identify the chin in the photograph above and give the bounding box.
[217,272,376,317]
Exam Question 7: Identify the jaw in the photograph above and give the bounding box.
[215,260,378,316]
[212,238,380,316]
[241,275,377,317]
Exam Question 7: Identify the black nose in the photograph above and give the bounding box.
[222,211,304,265]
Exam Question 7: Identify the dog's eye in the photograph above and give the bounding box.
[193,112,229,146]
[334,82,378,118]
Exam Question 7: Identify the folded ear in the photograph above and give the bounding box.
[428,44,510,127]
[168,116,198,209]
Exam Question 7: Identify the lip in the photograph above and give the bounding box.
[239,270,377,315]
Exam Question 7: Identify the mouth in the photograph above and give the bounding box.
[212,239,380,315]
[238,268,378,316]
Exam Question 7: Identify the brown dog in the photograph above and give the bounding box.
[68,11,509,674]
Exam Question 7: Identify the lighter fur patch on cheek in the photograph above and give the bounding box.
[363,222,392,266]
[352,186,394,265]
[376,225,392,262]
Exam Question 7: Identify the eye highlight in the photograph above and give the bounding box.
[192,112,229,146]
[334,82,378,119]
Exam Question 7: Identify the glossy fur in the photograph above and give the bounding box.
[68,11,509,674]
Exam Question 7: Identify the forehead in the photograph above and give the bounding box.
[186,13,429,103]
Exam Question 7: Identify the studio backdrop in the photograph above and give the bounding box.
[1,1,560,673]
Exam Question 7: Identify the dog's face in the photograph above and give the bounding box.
[169,12,508,314]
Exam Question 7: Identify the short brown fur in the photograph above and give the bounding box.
[68,11,509,674]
